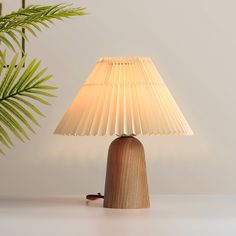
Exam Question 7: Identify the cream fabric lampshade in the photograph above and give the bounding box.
[55,57,193,136]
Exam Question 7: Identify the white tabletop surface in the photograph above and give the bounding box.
[0,195,236,236]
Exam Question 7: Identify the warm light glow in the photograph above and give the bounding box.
[55,57,193,136]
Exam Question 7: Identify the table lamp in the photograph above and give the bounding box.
[54,57,193,209]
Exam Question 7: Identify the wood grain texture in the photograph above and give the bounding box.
[104,136,150,209]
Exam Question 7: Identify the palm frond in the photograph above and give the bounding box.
[0,4,87,53]
[0,54,56,154]
[0,50,6,75]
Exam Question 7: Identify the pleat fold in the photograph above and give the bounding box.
[54,57,193,136]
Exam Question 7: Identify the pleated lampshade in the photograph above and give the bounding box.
[55,57,193,136]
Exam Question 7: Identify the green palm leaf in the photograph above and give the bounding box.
[0,125,13,146]
[0,50,6,76]
[0,4,87,55]
[0,3,86,155]
[1,100,35,133]
[0,134,10,149]
[0,54,56,154]
[13,96,45,117]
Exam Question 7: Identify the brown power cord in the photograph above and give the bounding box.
[86,193,104,200]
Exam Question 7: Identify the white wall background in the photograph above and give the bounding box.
[0,0,235,196]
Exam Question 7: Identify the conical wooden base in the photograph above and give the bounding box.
[103,136,150,209]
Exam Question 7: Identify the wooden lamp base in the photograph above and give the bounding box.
[103,136,150,209]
